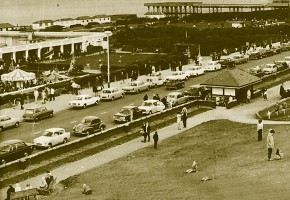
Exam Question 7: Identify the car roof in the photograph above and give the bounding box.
[0,115,9,119]
[103,87,117,91]
[76,94,91,97]
[25,106,46,110]
[0,139,24,145]
[144,99,159,103]
[45,128,65,132]
[168,92,182,95]
[82,116,99,120]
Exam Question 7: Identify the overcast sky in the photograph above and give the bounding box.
[0,0,269,25]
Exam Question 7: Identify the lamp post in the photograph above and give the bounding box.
[104,31,113,88]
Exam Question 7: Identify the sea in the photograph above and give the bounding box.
[0,0,267,26]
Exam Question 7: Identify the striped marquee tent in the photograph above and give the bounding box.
[1,68,35,88]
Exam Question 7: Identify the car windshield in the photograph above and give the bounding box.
[129,82,137,86]
[142,102,153,106]
[102,90,112,93]
[208,62,214,66]
[44,131,54,137]
[120,109,130,115]
[81,118,92,124]
[25,109,34,114]
[0,144,11,152]
[168,94,176,99]
[75,96,84,100]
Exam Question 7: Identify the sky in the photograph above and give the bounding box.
[0,0,268,25]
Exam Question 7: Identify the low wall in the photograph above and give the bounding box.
[0,100,215,186]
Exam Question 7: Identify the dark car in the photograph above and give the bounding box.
[73,116,106,136]
[0,139,35,165]
[22,107,53,121]
[183,85,211,100]
[218,58,235,68]
[274,61,288,71]
[113,105,143,123]
[166,79,185,90]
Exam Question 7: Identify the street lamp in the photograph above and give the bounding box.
[104,31,113,88]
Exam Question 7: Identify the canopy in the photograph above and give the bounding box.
[1,68,35,82]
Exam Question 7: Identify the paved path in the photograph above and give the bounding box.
[2,56,290,199]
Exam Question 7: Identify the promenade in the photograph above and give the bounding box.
[1,57,289,199]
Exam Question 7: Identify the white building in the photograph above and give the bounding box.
[32,20,54,30]
[53,18,77,28]
[93,15,111,24]
[0,23,15,31]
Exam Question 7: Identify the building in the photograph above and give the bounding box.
[268,0,290,9]
[31,15,111,30]
[0,23,15,31]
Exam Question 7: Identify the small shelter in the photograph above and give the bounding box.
[201,68,261,102]
[1,68,35,88]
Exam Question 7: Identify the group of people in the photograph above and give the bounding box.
[256,120,283,161]
[37,171,54,195]
[140,121,159,149]
[34,86,56,104]
[5,183,33,200]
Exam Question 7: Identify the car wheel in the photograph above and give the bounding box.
[34,117,39,122]
[24,152,29,157]
[137,90,140,93]
[1,159,6,165]
[111,96,115,101]
[95,100,99,105]
[155,84,158,88]
[83,104,87,109]
[48,143,53,149]
[49,113,53,118]
[149,111,152,115]
[15,122,19,128]
[63,138,68,144]
[86,131,90,136]
[182,83,185,88]
[0,126,3,132]
[147,87,150,91]
[185,76,189,80]
[121,94,124,98]
[100,126,105,131]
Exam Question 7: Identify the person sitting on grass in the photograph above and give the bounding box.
[275,148,284,160]
[281,102,287,115]
[37,177,48,195]
[185,161,198,173]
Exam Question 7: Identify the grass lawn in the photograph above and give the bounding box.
[45,120,290,200]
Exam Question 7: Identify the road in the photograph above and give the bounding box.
[1,51,289,147]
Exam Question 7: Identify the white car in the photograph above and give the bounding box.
[138,100,165,115]
[165,71,189,81]
[262,64,278,74]
[122,80,150,93]
[100,87,124,101]
[167,92,189,107]
[33,128,71,148]
[146,76,164,88]
[69,94,100,108]
[204,61,221,71]
[184,65,205,77]
[0,115,21,132]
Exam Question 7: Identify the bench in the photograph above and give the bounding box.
[10,188,38,200]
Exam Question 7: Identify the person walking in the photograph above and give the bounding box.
[50,87,55,101]
[41,90,46,104]
[177,112,182,130]
[143,94,148,101]
[257,119,263,141]
[181,107,188,128]
[153,131,159,149]
[5,184,15,200]
[246,89,251,103]
[142,121,151,142]
[267,129,275,161]
[34,89,39,103]
[263,89,268,101]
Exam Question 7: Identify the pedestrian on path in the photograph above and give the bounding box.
[181,107,188,128]
[257,119,263,141]
[153,131,159,149]
[50,87,55,101]
[267,129,275,161]
[5,184,15,200]
[34,89,39,103]
[177,112,182,130]
[141,121,151,142]
[247,89,251,103]
[263,89,268,101]
[41,90,46,104]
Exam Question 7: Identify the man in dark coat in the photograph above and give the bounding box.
[142,121,151,142]
[6,184,15,200]
[153,131,159,149]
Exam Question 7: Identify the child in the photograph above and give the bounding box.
[275,148,284,159]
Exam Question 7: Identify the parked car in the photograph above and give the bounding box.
[271,44,282,54]
[218,57,235,68]
[184,65,205,77]
[265,48,275,57]
[183,84,211,100]
[33,128,70,148]
[204,61,221,71]
[274,61,288,71]
[138,100,165,115]
[100,87,124,101]
[262,64,278,74]
[0,139,35,165]
[167,92,189,107]
[122,80,150,93]
[281,42,290,51]
[249,51,262,60]
[146,76,164,88]
[165,71,189,81]
[113,105,143,123]
[73,116,106,136]
[232,54,249,64]
[248,66,265,77]
[166,79,185,90]
[69,94,100,108]
[22,107,53,121]
[0,115,21,132]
